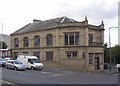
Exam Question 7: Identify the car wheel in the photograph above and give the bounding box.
[39,67,43,71]
[5,66,8,69]
[31,66,34,70]
[14,67,18,71]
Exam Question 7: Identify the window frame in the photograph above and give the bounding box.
[88,33,93,45]
[23,37,29,48]
[46,34,53,46]
[34,35,40,47]
[64,32,79,46]
[89,53,94,64]
[14,38,19,48]
[66,51,78,59]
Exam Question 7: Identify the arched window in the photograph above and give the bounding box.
[34,35,40,47]
[23,37,29,48]
[46,34,53,46]
[14,38,19,48]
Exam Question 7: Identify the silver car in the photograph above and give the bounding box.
[0,58,6,67]
[5,60,26,71]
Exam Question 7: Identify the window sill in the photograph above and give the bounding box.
[61,58,80,60]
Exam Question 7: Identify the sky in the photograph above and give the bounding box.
[0,0,119,47]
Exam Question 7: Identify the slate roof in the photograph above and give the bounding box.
[12,16,77,35]
[11,16,104,35]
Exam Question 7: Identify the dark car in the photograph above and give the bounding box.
[104,63,111,70]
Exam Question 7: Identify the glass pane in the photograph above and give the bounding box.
[69,33,74,45]
[34,36,40,47]
[65,33,68,45]
[47,34,53,46]
[75,33,79,45]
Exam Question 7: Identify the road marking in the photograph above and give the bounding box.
[40,74,65,78]
[13,70,24,73]
[51,74,65,76]
[113,73,119,76]
[41,72,51,74]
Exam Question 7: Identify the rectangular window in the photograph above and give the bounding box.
[33,52,40,59]
[67,51,77,59]
[46,34,53,46]
[65,33,68,45]
[88,34,93,45]
[34,36,40,47]
[89,53,94,64]
[69,33,74,45]
[23,37,29,48]
[64,32,79,46]
[75,32,79,45]
[14,38,19,48]
[46,52,53,60]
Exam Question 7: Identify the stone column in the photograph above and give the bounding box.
[56,29,60,47]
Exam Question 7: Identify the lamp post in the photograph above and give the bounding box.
[109,27,118,70]
[1,23,3,57]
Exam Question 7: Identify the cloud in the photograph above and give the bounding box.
[0,0,118,39]
[55,0,118,25]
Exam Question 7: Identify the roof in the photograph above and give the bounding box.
[11,16,77,35]
[11,16,104,35]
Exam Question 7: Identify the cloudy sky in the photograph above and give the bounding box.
[0,0,119,47]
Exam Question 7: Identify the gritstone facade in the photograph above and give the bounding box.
[10,16,104,71]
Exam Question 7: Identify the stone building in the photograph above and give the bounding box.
[10,16,104,71]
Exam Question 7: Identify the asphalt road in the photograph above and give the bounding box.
[1,67,119,84]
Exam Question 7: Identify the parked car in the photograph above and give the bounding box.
[104,63,111,70]
[4,57,14,61]
[0,58,6,67]
[17,55,43,70]
[115,64,120,72]
[4,57,14,65]
[5,60,26,71]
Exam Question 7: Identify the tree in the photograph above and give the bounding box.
[0,41,8,49]
[111,45,120,64]
[104,43,120,64]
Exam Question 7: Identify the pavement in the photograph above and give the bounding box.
[2,80,17,85]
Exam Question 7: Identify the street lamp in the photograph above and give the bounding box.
[109,27,118,70]
[1,23,3,57]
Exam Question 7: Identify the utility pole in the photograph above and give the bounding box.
[1,23,3,57]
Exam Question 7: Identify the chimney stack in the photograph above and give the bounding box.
[33,19,42,23]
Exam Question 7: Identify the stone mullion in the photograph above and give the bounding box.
[74,33,75,45]
[68,33,69,45]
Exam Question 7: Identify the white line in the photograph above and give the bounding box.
[51,74,65,77]
[13,70,23,73]
[42,72,51,74]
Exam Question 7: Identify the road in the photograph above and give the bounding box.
[1,67,119,84]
